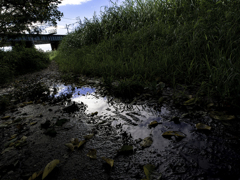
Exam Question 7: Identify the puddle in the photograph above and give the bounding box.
[1,80,240,179]
[49,84,237,155]
[50,84,240,178]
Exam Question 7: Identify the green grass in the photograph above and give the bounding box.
[0,44,51,111]
[54,0,240,106]
[0,44,50,84]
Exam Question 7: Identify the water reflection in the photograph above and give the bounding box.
[40,83,240,178]
[49,84,209,151]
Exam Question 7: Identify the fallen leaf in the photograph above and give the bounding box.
[162,131,186,138]
[183,98,197,106]
[42,159,60,180]
[140,137,153,148]
[28,170,43,180]
[5,120,13,125]
[209,111,235,120]
[24,101,33,105]
[87,149,97,159]
[143,164,155,180]
[1,116,11,120]
[118,145,133,152]
[84,134,94,140]
[21,136,27,141]
[8,134,17,140]
[14,136,28,147]
[195,123,211,130]
[148,121,158,128]
[4,137,18,147]
[30,121,37,126]
[77,140,86,148]
[1,146,15,154]
[102,157,114,167]
[65,143,74,151]
[70,138,79,145]
[207,103,214,108]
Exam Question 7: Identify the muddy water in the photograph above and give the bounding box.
[48,83,240,179]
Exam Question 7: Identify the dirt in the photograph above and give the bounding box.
[1,61,240,180]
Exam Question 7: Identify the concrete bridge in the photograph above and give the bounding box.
[0,34,66,50]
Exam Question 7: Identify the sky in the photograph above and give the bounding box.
[35,0,125,51]
[1,0,125,51]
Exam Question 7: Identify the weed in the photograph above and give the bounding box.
[54,0,240,106]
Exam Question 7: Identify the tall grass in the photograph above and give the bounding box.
[55,0,240,105]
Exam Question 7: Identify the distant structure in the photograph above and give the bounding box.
[0,33,66,50]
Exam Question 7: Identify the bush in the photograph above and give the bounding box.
[0,45,50,84]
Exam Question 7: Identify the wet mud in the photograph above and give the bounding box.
[1,61,240,180]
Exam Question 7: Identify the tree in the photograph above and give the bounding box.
[0,0,63,41]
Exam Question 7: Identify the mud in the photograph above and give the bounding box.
[1,61,240,180]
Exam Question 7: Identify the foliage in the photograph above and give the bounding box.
[0,0,63,44]
[0,46,50,84]
[55,0,240,105]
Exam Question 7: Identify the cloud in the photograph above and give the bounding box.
[58,0,92,6]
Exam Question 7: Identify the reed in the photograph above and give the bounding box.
[54,0,240,105]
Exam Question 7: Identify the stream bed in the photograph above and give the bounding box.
[1,62,240,180]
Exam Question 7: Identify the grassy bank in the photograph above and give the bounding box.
[54,0,240,106]
[0,45,50,85]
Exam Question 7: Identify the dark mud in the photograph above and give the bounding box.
[1,61,240,180]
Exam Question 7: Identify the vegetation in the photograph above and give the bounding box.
[54,0,240,106]
[0,0,63,45]
[0,44,50,84]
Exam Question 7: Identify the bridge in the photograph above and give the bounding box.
[0,34,66,50]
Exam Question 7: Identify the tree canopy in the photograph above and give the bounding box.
[0,0,63,39]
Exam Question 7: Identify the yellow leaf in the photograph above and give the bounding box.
[8,134,17,140]
[24,101,33,105]
[195,123,211,130]
[84,134,94,140]
[30,121,37,126]
[77,140,86,148]
[143,164,155,180]
[118,145,133,152]
[65,143,74,151]
[1,116,11,120]
[148,121,158,128]
[42,159,60,180]
[1,146,15,154]
[209,111,235,120]
[102,157,114,167]
[183,98,196,106]
[87,149,97,159]
[70,138,79,145]
[28,170,43,180]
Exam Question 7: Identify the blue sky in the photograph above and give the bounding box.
[35,0,125,51]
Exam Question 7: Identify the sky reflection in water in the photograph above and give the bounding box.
[52,84,196,151]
